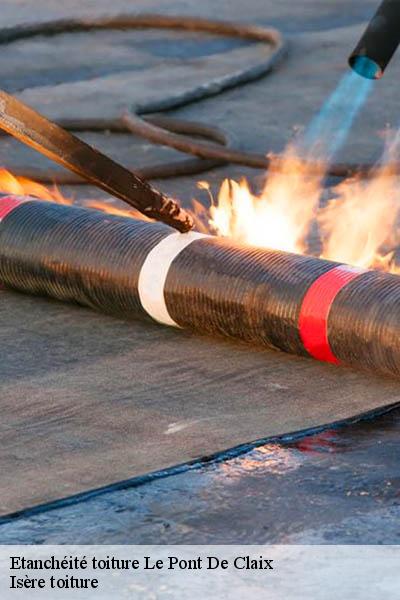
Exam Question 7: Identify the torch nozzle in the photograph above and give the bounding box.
[349,0,400,79]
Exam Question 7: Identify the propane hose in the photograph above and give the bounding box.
[1,13,397,184]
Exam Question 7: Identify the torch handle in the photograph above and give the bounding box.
[0,90,193,232]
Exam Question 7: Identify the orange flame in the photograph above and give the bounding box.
[85,200,149,221]
[319,136,400,272]
[202,139,400,274]
[208,151,324,254]
[319,170,400,271]
[0,168,71,204]
[0,168,145,220]
[2,146,400,276]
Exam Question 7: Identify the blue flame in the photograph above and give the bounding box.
[295,69,374,163]
[351,56,381,80]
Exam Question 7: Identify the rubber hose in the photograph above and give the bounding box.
[1,14,392,182]
[1,116,233,182]
[0,15,284,182]
[1,195,400,379]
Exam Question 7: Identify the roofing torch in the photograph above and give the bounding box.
[349,0,400,79]
[0,90,193,232]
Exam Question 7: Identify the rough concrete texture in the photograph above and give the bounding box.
[2,408,400,544]
[0,0,400,538]
[1,288,400,517]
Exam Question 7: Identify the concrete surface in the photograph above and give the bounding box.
[0,0,400,540]
[1,288,400,518]
[2,408,400,544]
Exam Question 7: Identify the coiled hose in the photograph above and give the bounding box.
[1,13,397,182]
[1,195,400,379]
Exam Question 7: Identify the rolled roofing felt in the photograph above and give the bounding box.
[1,195,400,378]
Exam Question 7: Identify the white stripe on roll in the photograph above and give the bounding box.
[138,231,208,327]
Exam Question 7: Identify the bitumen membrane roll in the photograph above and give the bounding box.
[3,195,400,517]
[1,194,400,379]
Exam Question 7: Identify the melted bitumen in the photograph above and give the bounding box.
[1,407,400,544]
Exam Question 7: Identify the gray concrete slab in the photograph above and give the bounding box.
[0,1,379,30]
[1,0,400,522]
[1,287,400,517]
[2,407,400,543]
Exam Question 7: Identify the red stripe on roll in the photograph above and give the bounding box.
[299,265,365,364]
[0,196,27,221]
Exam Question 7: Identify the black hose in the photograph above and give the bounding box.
[2,116,233,182]
[0,15,284,182]
[0,13,392,182]
[1,196,400,379]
